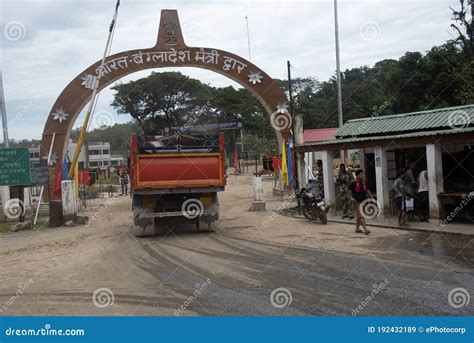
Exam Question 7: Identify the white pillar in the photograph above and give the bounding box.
[0,186,10,222]
[374,147,390,216]
[61,180,77,223]
[426,143,444,219]
[321,150,336,213]
[305,151,314,184]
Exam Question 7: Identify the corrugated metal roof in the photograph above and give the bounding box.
[336,104,474,138]
[303,128,338,143]
[301,126,474,148]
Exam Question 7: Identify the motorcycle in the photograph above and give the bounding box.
[297,181,329,225]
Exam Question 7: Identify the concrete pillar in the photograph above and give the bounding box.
[321,150,336,213]
[0,186,10,222]
[294,114,305,192]
[374,147,390,216]
[61,180,77,223]
[358,148,366,171]
[426,143,444,219]
[305,151,314,184]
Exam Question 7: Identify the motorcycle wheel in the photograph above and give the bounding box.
[302,206,316,221]
[319,211,328,225]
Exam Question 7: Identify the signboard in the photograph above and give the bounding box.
[30,160,49,186]
[165,122,243,133]
[0,148,31,186]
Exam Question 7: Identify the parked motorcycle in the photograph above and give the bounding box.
[297,182,329,225]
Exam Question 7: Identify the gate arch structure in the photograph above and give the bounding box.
[41,10,291,226]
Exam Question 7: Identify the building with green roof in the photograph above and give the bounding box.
[297,105,474,221]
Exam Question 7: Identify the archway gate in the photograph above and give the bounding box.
[41,9,292,226]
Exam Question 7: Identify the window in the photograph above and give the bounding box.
[89,149,101,155]
[89,161,99,167]
[102,149,110,155]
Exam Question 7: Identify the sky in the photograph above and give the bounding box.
[0,0,460,141]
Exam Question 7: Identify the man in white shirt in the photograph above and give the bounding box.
[417,165,429,222]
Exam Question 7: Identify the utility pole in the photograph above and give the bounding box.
[288,61,303,214]
[245,16,252,61]
[0,69,10,220]
[334,0,344,163]
[0,70,9,148]
[68,0,120,178]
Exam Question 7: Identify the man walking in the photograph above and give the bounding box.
[337,164,354,219]
[347,169,372,235]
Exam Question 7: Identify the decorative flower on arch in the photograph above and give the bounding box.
[276,102,290,114]
[51,108,69,123]
[248,71,263,85]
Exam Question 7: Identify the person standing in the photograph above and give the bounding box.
[417,166,429,222]
[347,169,372,235]
[394,169,409,227]
[120,169,129,196]
[406,162,417,221]
[337,164,354,219]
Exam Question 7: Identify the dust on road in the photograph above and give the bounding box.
[0,174,472,315]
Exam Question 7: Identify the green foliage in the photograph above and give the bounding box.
[275,42,472,130]
[70,122,140,156]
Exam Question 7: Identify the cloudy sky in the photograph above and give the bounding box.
[0,0,460,141]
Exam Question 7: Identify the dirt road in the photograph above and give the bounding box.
[0,174,472,315]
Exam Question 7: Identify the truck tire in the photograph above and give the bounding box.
[131,223,155,237]
[132,195,155,237]
[198,193,220,232]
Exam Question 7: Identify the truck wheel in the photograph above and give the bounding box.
[131,224,154,237]
[132,200,155,236]
[319,211,328,225]
[198,193,220,232]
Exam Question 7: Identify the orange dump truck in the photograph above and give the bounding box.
[129,133,226,236]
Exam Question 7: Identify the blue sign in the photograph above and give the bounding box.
[165,122,243,133]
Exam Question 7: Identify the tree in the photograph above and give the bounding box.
[450,0,474,57]
[111,71,213,134]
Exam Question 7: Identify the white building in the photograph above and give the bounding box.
[29,141,124,171]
